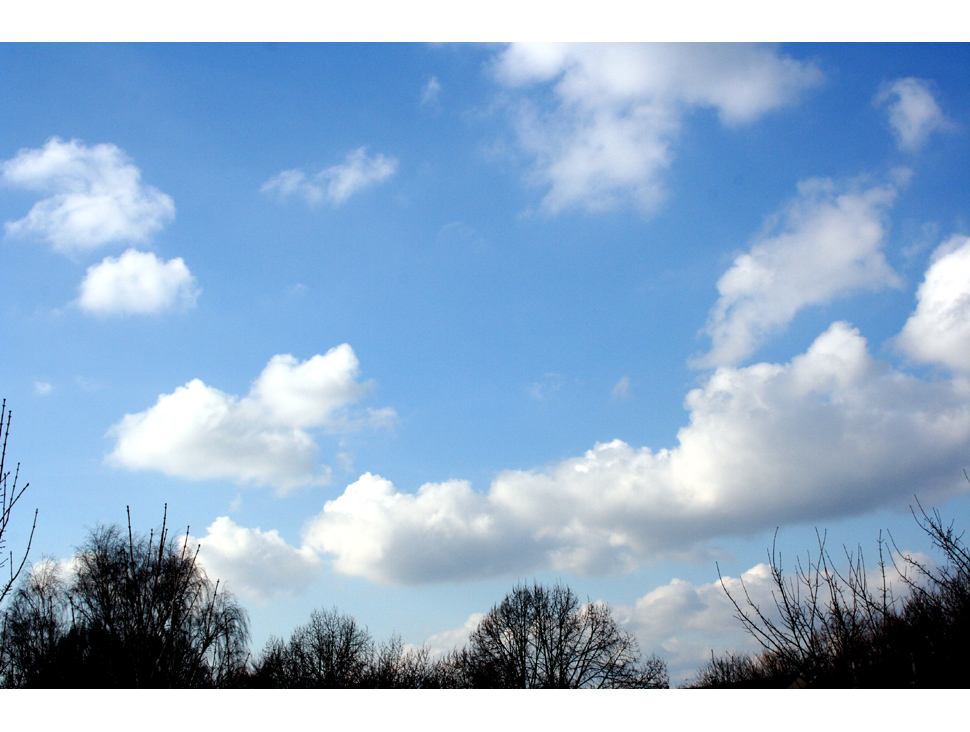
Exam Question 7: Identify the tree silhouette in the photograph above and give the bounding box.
[1,507,249,687]
[0,400,37,608]
[708,497,970,687]
[463,581,667,688]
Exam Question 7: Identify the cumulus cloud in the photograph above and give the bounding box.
[875,77,951,152]
[302,473,531,583]
[492,43,821,214]
[107,344,394,493]
[76,248,199,316]
[694,176,902,368]
[896,235,970,372]
[617,565,772,685]
[1,137,175,252]
[261,147,397,206]
[299,321,970,585]
[192,517,322,603]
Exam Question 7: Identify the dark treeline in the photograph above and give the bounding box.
[6,497,970,689]
[0,507,668,688]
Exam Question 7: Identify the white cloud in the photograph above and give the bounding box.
[896,235,970,372]
[251,349,369,429]
[611,376,630,400]
[492,43,821,214]
[423,613,485,658]
[107,344,394,493]
[875,77,951,152]
[302,473,526,583]
[527,372,565,401]
[300,321,970,585]
[420,76,441,107]
[1,137,175,252]
[261,147,398,206]
[694,177,902,368]
[76,248,199,316]
[33,380,52,396]
[192,517,322,603]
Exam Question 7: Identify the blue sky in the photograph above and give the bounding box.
[2,41,970,685]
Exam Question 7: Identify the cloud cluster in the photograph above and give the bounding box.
[694,176,902,368]
[492,43,821,213]
[296,320,970,584]
[875,77,951,152]
[896,235,970,372]
[77,248,200,316]
[1,137,175,252]
[262,147,398,206]
[2,138,199,317]
[108,344,394,493]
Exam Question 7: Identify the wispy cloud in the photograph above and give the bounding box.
[875,77,952,152]
[527,372,565,401]
[76,248,199,316]
[261,147,398,206]
[492,43,822,214]
[611,376,630,400]
[420,76,442,108]
[1,137,175,252]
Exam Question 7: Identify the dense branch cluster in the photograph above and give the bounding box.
[0,508,249,687]
[688,499,970,688]
[247,608,447,688]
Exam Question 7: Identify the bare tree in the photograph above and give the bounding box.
[287,608,374,688]
[0,400,37,607]
[713,497,970,687]
[0,558,69,687]
[716,528,898,687]
[366,634,445,688]
[464,581,667,688]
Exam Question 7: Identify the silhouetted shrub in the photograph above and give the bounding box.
[1,507,249,688]
[697,498,970,688]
